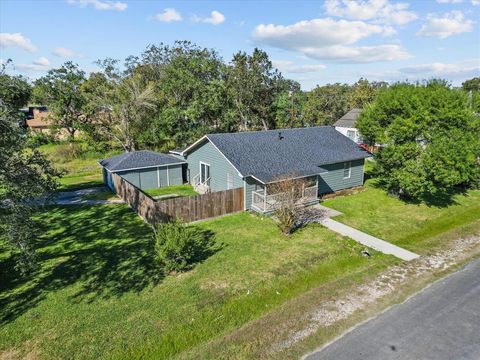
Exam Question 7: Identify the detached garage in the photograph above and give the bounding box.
[99,151,186,192]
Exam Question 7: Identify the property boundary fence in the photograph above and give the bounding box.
[112,173,244,223]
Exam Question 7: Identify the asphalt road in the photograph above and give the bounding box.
[305,258,480,360]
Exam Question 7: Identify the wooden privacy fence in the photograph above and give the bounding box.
[112,173,244,223]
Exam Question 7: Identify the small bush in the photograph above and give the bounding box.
[27,132,55,147]
[153,219,214,272]
[54,143,82,162]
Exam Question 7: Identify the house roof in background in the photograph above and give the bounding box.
[189,126,370,183]
[333,108,362,128]
[99,150,185,172]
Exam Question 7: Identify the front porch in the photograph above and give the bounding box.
[251,181,319,213]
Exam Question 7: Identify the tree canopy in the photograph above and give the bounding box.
[0,65,58,272]
[357,80,480,201]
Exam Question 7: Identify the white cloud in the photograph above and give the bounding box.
[16,57,51,72]
[67,0,127,11]
[365,59,480,82]
[52,47,77,58]
[0,32,37,52]
[324,0,417,25]
[398,59,479,78]
[272,60,326,73]
[152,8,182,22]
[417,11,474,39]
[472,0,480,5]
[252,18,410,63]
[436,0,463,3]
[192,10,225,25]
[33,57,50,66]
[302,44,411,62]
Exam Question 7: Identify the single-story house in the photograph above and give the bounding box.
[333,108,363,144]
[99,151,186,191]
[178,126,370,213]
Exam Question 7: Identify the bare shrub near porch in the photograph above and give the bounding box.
[269,175,312,235]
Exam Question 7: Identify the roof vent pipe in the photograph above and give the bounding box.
[278,131,283,140]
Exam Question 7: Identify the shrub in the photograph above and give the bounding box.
[54,143,82,162]
[153,219,214,272]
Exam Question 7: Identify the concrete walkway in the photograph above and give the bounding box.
[314,205,419,261]
[50,187,123,205]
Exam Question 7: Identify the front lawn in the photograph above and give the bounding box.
[0,204,392,359]
[144,184,198,199]
[323,180,480,254]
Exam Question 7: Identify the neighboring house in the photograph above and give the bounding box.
[99,151,186,191]
[333,108,363,144]
[179,126,370,213]
[23,107,51,133]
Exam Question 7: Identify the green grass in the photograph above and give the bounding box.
[0,205,392,359]
[38,143,120,191]
[144,184,198,199]
[323,179,480,254]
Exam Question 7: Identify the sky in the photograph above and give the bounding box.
[1,0,479,90]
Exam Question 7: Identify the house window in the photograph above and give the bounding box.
[227,173,234,189]
[343,161,351,179]
[347,130,356,141]
[254,183,264,192]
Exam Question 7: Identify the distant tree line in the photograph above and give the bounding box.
[30,41,388,152]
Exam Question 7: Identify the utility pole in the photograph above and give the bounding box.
[288,90,296,126]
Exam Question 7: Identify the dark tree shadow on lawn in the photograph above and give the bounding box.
[0,204,217,325]
[370,179,466,208]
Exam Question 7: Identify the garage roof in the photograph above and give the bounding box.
[99,151,185,172]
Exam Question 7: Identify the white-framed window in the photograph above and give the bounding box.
[343,161,351,179]
[226,173,234,189]
[346,130,356,141]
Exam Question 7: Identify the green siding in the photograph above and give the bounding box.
[318,158,365,194]
[116,164,185,191]
[185,140,244,192]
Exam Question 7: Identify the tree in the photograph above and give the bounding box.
[83,68,157,152]
[303,83,351,126]
[0,65,58,273]
[226,48,283,131]
[357,80,480,201]
[269,175,312,235]
[349,78,387,109]
[462,77,480,92]
[271,79,305,128]
[33,62,87,139]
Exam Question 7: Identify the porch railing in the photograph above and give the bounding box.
[192,174,211,194]
[251,184,318,213]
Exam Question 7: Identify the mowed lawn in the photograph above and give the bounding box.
[323,180,480,254]
[144,184,198,199]
[0,205,392,360]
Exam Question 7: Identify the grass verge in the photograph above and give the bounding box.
[144,184,197,199]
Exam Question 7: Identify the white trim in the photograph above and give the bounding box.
[243,180,247,210]
[361,158,365,184]
[343,161,352,179]
[100,161,186,173]
[182,136,245,178]
[157,167,160,187]
[199,161,211,184]
[166,165,170,186]
[253,172,328,185]
[181,135,208,155]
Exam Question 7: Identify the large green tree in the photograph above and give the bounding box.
[226,48,283,131]
[0,65,58,273]
[357,80,480,201]
[303,83,351,126]
[349,78,387,109]
[33,62,87,139]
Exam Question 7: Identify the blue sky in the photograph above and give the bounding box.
[1,0,479,89]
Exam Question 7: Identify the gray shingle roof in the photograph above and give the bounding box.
[99,150,185,172]
[204,126,370,183]
[333,108,362,128]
